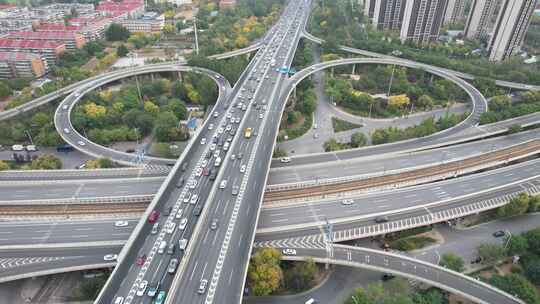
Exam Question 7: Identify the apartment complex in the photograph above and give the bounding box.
[464,0,498,39]
[0,51,47,79]
[444,0,466,24]
[370,0,407,31]
[0,39,65,66]
[5,31,86,51]
[400,0,449,44]
[487,0,537,61]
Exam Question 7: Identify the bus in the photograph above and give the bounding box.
[244,127,252,138]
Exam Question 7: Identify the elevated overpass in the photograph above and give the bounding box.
[54,64,230,166]
[301,30,540,92]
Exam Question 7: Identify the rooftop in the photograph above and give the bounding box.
[36,23,83,31]
[6,31,81,40]
[0,51,42,61]
[0,39,65,50]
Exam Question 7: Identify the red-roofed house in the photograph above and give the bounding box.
[219,0,236,10]
[0,51,47,79]
[0,39,65,66]
[35,23,83,32]
[5,31,86,50]
[96,0,144,19]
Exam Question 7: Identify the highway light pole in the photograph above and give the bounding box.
[193,17,199,55]
[324,217,333,270]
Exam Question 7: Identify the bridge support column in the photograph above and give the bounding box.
[352,64,356,75]
[177,71,183,82]
[331,67,334,77]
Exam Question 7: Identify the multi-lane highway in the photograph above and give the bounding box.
[90,2,314,303]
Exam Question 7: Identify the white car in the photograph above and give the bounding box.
[189,180,197,189]
[227,112,232,119]
[342,199,354,206]
[190,194,199,205]
[213,112,219,118]
[136,280,148,297]
[166,222,176,234]
[219,180,227,189]
[175,208,184,219]
[240,165,246,173]
[282,248,297,255]
[218,127,224,134]
[201,138,207,145]
[196,167,203,176]
[208,124,214,130]
[280,157,291,163]
[259,113,264,119]
[103,254,118,261]
[77,141,86,146]
[62,104,69,110]
[210,144,216,151]
[201,159,208,168]
[179,218,188,230]
[230,154,236,160]
[114,220,128,227]
[183,192,191,203]
[63,128,70,134]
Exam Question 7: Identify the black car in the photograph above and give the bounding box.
[381,273,395,281]
[493,230,506,237]
[176,178,185,188]
[375,216,389,223]
[206,151,212,159]
[164,206,172,216]
[181,162,188,172]
[209,170,217,181]
[193,205,203,216]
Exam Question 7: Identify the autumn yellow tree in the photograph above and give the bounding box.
[144,101,160,115]
[84,102,107,119]
[388,94,410,108]
[248,248,283,296]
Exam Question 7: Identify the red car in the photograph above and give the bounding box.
[136,254,147,266]
[203,168,210,176]
[148,210,159,223]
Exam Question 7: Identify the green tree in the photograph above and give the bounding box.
[489,274,540,304]
[522,255,540,285]
[166,99,188,120]
[116,44,129,57]
[0,81,12,98]
[323,138,342,152]
[155,111,179,142]
[478,243,506,264]
[31,112,50,128]
[416,95,434,109]
[507,235,529,256]
[350,132,367,148]
[490,95,512,112]
[497,193,530,217]
[285,258,318,291]
[439,253,464,272]
[248,248,283,296]
[30,154,62,170]
[105,23,130,41]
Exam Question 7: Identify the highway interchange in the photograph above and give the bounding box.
[1,0,540,303]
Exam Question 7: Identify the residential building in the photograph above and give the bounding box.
[364,0,377,19]
[0,51,47,79]
[464,0,498,40]
[400,0,449,44]
[487,0,537,61]
[119,12,164,33]
[0,39,65,66]
[444,0,466,25]
[371,0,407,31]
[5,31,86,51]
[96,0,145,19]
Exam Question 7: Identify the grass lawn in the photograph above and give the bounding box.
[390,236,437,251]
[331,117,362,132]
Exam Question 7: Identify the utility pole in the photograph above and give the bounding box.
[386,65,396,97]
[24,130,34,145]
[193,17,199,55]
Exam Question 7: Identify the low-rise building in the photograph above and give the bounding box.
[0,51,47,79]
[5,31,86,50]
[119,12,164,33]
[219,0,236,10]
[0,39,65,66]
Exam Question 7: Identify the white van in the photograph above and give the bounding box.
[305,299,316,304]
[158,241,167,254]
[11,144,24,151]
